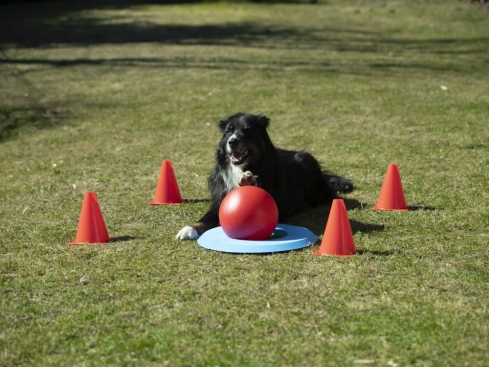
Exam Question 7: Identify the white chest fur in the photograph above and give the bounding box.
[222,163,244,191]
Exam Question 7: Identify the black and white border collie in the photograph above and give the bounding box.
[176,112,354,240]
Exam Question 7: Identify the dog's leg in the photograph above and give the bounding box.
[239,171,257,187]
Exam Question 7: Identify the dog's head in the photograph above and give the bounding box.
[217,113,271,168]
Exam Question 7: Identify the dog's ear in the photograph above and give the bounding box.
[256,115,270,129]
[218,119,229,132]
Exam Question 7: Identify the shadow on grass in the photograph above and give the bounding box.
[408,205,438,211]
[185,198,211,204]
[286,198,384,236]
[356,249,396,256]
[1,1,487,64]
[0,104,68,142]
[1,0,487,139]
[2,24,486,66]
[110,235,143,242]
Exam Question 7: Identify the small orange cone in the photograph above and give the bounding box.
[313,199,356,257]
[149,160,183,205]
[69,192,110,245]
[373,164,408,211]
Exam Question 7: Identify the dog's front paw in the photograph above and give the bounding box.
[176,226,199,240]
[239,171,257,187]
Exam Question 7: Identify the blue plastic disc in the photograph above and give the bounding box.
[197,224,318,253]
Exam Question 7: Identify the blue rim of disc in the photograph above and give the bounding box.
[197,224,318,253]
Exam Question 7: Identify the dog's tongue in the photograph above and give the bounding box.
[231,152,242,163]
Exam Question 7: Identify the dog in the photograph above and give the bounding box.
[176,112,354,240]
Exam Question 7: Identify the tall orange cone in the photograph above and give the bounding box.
[373,164,408,211]
[149,160,183,205]
[313,199,356,257]
[69,192,110,245]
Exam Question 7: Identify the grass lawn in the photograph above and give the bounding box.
[1,0,489,365]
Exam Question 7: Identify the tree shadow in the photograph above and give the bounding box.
[1,0,487,139]
[1,1,487,60]
[0,104,68,142]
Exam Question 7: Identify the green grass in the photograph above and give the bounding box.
[1,0,489,366]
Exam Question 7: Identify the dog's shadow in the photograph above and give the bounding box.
[284,198,385,235]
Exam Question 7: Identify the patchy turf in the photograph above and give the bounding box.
[1,0,488,366]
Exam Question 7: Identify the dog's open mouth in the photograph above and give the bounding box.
[231,150,249,165]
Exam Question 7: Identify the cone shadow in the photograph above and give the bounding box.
[356,249,396,256]
[408,205,437,211]
[109,235,142,242]
[350,220,385,234]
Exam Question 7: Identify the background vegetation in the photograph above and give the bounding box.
[1,0,488,366]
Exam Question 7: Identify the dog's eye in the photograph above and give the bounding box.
[243,127,251,134]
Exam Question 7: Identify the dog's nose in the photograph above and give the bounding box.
[228,137,238,147]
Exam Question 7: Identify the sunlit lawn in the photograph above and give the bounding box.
[1,1,488,366]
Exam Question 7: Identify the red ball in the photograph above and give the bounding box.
[219,186,278,240]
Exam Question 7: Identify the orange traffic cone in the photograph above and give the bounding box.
[373,164,408,211]
[149,160,184,205]
[69,192,110,245]
[313,199,356,257]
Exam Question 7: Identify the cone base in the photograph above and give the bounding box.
[149,201,181,205]
[68,240,110,246]
[68,238,113,246]
[313,249,356,257]
[148,198,187,205]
